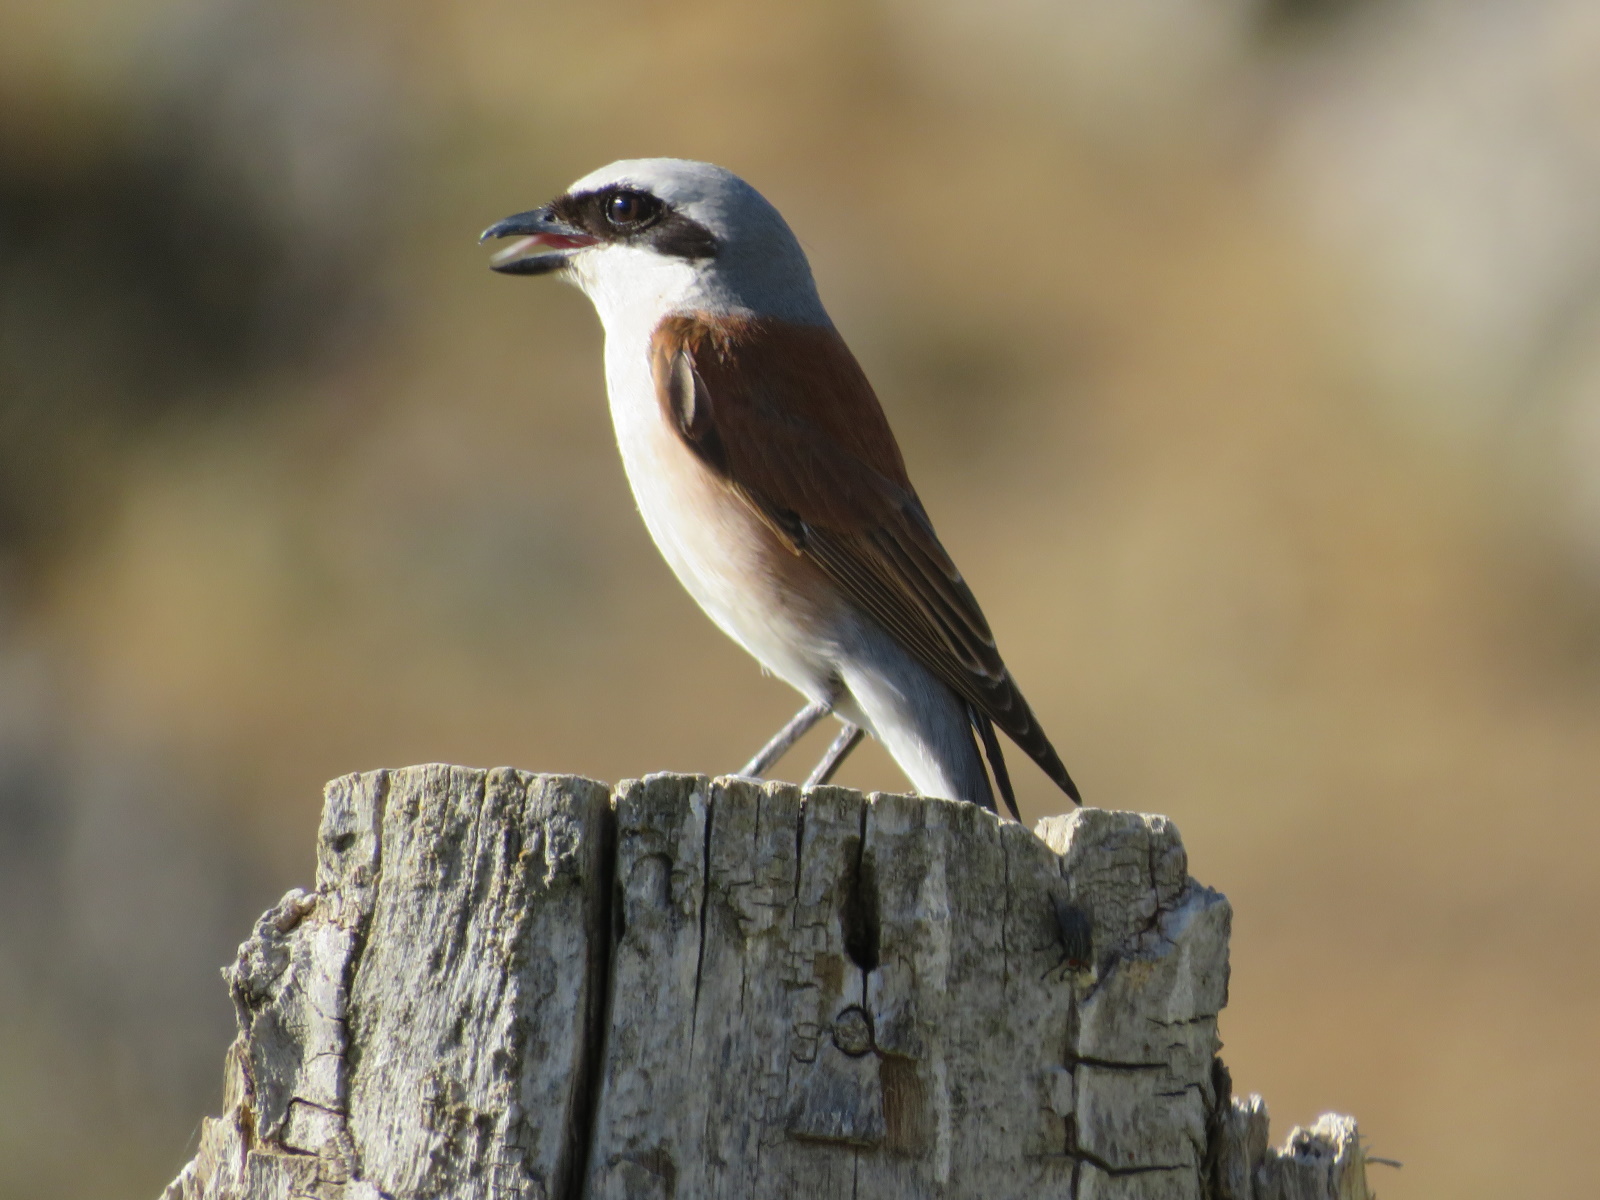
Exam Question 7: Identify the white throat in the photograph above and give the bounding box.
[565,242,829,341]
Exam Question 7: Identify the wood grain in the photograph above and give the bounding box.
[162,767,1368,1200]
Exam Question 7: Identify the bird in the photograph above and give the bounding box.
[481,158,1078,818]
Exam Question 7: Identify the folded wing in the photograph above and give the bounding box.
[651,312,1079,804]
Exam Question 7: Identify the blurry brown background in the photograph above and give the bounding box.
[2,0,1597,1196]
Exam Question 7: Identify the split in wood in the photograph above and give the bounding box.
[163,767,1372,1200]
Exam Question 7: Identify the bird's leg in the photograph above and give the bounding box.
[740,699,831,778]
[804,723,864,788]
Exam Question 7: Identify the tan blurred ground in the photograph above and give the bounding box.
[2,1,1597,1197]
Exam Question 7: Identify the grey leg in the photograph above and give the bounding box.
[740,699,830,778]
[805,723,864,788]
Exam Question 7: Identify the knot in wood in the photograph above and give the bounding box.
[831,1006,874,1057]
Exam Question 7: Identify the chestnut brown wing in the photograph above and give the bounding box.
[652,313,1079,802]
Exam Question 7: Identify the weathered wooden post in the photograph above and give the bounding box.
[162,766,1370,1200]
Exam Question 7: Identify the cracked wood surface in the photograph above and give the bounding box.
[162,766,1371,1200]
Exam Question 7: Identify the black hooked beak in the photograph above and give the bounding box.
[479,206,599,275]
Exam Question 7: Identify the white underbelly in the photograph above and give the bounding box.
[604,356,837,701]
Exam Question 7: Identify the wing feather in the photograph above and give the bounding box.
[651,313,1079,803]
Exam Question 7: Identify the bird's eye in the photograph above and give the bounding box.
[605,190,659,228]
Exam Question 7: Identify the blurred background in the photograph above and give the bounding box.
[1,0,1597,1195]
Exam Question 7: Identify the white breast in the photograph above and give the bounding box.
[601,325,839,704]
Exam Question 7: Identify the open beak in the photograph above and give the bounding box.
[479,206,599,275]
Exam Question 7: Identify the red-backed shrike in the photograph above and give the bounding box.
[483,159,1078,817]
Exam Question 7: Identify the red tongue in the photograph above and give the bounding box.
[489,231,600,269]
[527,231,599,250]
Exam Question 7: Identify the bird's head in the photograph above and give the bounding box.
[481,158,826,328]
